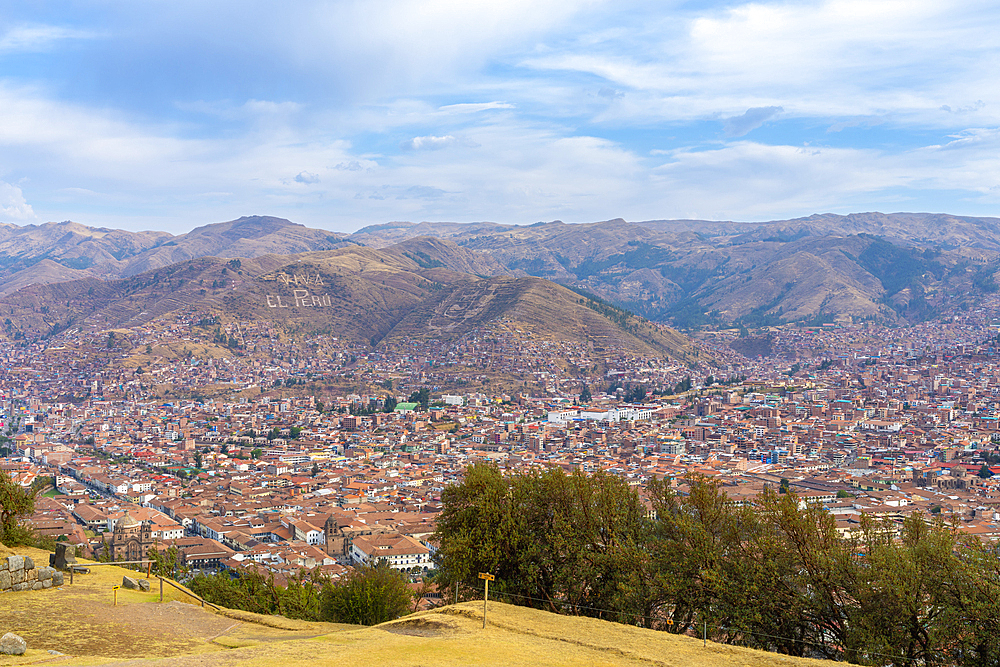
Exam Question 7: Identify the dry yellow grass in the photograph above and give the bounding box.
[0,547,841,667]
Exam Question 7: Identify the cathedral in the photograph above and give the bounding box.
[107,510,154,561]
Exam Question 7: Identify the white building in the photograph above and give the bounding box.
[350,533,431,571]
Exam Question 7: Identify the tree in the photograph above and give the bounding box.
[321,561,413,625]
[408,388,430,411]
[847,513,965,666]
[624,384,646,403]
[147,545,180,577]
[434,463,649,624]
[978,464,993,479]
[251,448,262,459]
[311,462,320,477]
[579,385,592,404]
[0,470,37,546]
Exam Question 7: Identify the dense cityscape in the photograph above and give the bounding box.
[4,291,1000,601]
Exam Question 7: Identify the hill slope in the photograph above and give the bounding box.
[0,216,352,295]
[351,214,1000,327]
[0,237,698,363]
[0,547,839,667]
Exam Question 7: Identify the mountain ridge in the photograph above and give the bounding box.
[0,237,700,366]
[7,211,1000,329]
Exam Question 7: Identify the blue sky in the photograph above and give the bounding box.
[1,0,999,233]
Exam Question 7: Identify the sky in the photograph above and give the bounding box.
[0,0,999,233]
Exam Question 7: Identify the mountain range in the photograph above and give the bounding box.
[3,212,999,333]
[0,216,350,296]
[354,213,1000,327]
[0,235,700,363]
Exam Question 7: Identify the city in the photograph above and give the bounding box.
[5,294,1000,594]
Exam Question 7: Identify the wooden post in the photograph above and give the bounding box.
[478,572,494,629]
[146,561,152,579]
[113,585,120,606]
[69,567,73,585]
[159,577,163,603]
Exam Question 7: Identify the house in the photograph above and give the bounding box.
[350,533,431,571]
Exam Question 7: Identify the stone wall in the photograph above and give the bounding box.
[0,555,64,593]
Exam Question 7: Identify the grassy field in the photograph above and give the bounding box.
[0,546,841,667]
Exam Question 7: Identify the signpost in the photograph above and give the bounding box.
[478,572,494,629]
[113,585,120,606]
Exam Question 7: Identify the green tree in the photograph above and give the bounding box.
[311,462,320,477]
[978,464,993,479]
[434,463,649,623]
[147,545,181,577]
[0,470,38,546]
[847,513,964,666]
[948,535,1000,665]
[578,385,592,404]
[251,448,262,459]
[408,388,430,411]
[320,561,413,625]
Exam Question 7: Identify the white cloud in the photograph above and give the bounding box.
[723,107,783,137]
[523,0,1000,126]
[400,135,458,151]
[0,181,35,221]
[0,24,96,53]
[5,0,1000,230]
[437,101,515,113]
[176,99,302,121]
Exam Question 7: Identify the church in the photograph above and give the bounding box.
[106,510,154,562]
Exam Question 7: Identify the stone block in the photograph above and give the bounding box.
[32,581,44,590]
[52,571,64,586]
[138,578,151,592]
[42,579,52,589]
[10,569,24,585]
[0,633,26,655]
[26,568,37,582]
[0,558,7,572]
[50,543,77,570]
[6,555,23,572]
[122,575,140,590]
[37,566,54,581]
[0,570,10,590]
[23,556,33,570]
[12,582,28,592]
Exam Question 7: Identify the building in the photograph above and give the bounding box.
[349,533,431,571]
[107,510,154,561]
